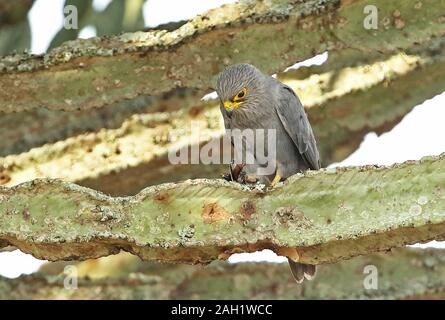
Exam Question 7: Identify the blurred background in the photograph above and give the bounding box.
[0,0,444,296]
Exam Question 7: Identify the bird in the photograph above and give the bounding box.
[215,63,321,283]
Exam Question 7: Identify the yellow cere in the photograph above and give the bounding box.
[224,88,247,110]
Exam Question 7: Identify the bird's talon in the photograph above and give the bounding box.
[270,173,282,187]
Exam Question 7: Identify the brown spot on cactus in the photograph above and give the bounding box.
[202,202,232,223]
[154,191,170,204]
[240,200,256,220]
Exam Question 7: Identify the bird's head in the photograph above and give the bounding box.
[215,63,267,117]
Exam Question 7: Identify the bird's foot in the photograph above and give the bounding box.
[223,163,246,183]
[269,173,282,188]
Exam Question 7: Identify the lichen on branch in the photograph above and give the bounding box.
[0,153,444,264]
[0,0,444,112]
[2,248,445,299]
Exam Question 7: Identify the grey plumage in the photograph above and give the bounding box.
[215,63,320,283]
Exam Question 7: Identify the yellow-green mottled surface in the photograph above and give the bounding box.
[0,154,444,264]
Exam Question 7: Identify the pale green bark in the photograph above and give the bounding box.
[0,0,444,112]
[1,248,445,299]
[0,154,444,264]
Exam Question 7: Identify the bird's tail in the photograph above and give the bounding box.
[287,258,317,283]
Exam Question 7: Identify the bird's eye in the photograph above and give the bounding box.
[233,88,247,101]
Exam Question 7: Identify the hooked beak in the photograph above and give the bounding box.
[223,101,242,116]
